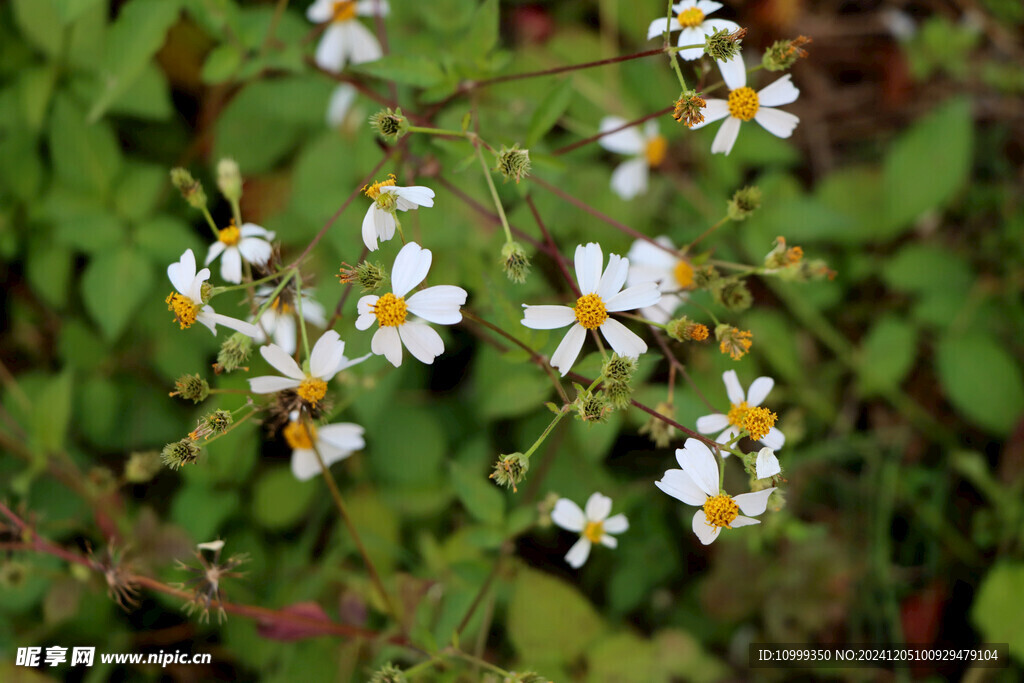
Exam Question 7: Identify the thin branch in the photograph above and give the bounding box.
[553,106,674,156]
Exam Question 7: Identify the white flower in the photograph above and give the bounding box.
[166,249,260,337]
[598,117,667,200]
[282,411,365,481]
[205,222,275,284]
[656,437,776,545]
[696,370,786,451]
[248,330,369,404]
[689,67,800,156]
[755,447,781,479]
[326,83,358,127]
[355,242,467,367]
[251,287,327,356]
[360,175,435,251]
[521,243,661,376]
[646,1,746,90]
[551,492,629,568]
[625,236,694,324]
[307,0,388,73]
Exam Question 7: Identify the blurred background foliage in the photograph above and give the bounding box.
[1,0,1023,680]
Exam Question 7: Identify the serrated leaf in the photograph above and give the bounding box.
[450,460,504,524]
[351,55,445,88]
[936,333,1024,435]
[526,78,574,147]
[857,316,917,395]
[81,247,154,340]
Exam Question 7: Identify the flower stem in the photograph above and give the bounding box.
[201,207,221,238]
[683,215,731,254]
[406,125,467,138]
[523,407,569,460]
[252,270,297,324]
[212,269,294,295]
[294,275,311,362]
[470,135,514,244]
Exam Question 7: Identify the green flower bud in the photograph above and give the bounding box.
[490,453,530,493]
[693,265,721,289]
[665,316,710,343]
[191,409,233,440]
[601,353,638,385]
[215,332,253,374]
[501,241,531,284]
[704,26,746,62]
[161,438,202,470]
[574,386,611,424]
[727,186,762,221]
[216,158,242,203]
[338,260,388,293]
[605,381,633,410]
[369,108,409,141]
[369,663,407,683]
[762,36,811,72]
[170,374,210,403]
[495,144,531,184]
[170,168,207,210]
[713,279,753,312]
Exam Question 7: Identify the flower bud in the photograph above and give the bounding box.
[190,409,233,441]
[601,353,638,385]
[369,108,409,141]
[693,265,721,289]
[574,386,611,424]
[762,35,812,72]
[605,381,633,410]
[495,144,531,184]
[672,90,707,128]
[727,185,762,221]
[215,332,253,374]
[713,279,753,312]
[715,324,753,361]
[665,316,709,342]
[170,373,210,403]
[490,453,530,493]
[639,401,677,448]
[125,451,162,483]
[170,168,207,210]
[369,663,407,683]
[338,260,388,293]
[501,241,532,284]
[704,26,746,61]
[161,438,202,470]
[216,158,242,203]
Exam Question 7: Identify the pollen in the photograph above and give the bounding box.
[373,292,408,327]
[645,135,668,167]
[688,323,709,341]
[271,297,292,315]
[703,494,740,528]
[727,87,760,121]
[166,292,200,329]
[297,378,328,406]
[673,260,695,289]
[331,0,357,22]
[283,421,318,450]
[727,401,750,428]
[742,406,777,441]
[218,222,241,246]
[583,520,604,544]
[574,293,608,330]
[363,173,397,200]
[677,7,705,28]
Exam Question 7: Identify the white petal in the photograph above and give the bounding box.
[205,241,226,266]
[679,438,720,497]
[307,0,334,23]
[314,24,347,73]
[342,19,382,66]
[551,498,585,532]
[319,423,365,452]
[574,242,603,295]
[687,99,729,131]
[550,323,587,377]
[374,206,396,242]
[197,540,224,552]
[391,241,432,298]
[260,343,306,379]
[406,285,467,325]
[646,16,673,41]
[521,305,576,330]
[168,249,197,294]
[596,253,629,300]
[656,469,708,506]
[201,310,259,337]
[716,53,747,92]
[609,158,649,200]
[309,330,344,379]
[695,0,723,14]
[754,107,800,139]
[626,236,678,271]
[564,538,592,568]
[600,534,618,549]
[762,426,786,451]
[598,318,647,358]
[220,247,243,284]
[356,0,389,17]
[355,295,380,330]
[730,515,761,528]
[677,27,706,61]
[240,223,273,239]
[274,316,298,356]
[597,117,645,155]
[691,510,721,545]
[327,84,357,126]
[603,513,629,534]
[397,322,444,364]
[604,281,661,312]
[584,492,613,522]
[696,413,730,434]
[722,370,745,405]
[702,18,738,33]
[333,352,372,375]
[301,296,327,326]
[249,375,302,394]
[290,449,324,481]
[361,205,380,250]
[733,487,776,517]
[755,448,781,479]
[746,376,775,406]
[643,119,660,140]
[238,237,273,266]
[392,185,435,209]
[757,74,800,107]
[371,326,402,367]
[710,116,742,155]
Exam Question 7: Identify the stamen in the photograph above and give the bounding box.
[673,260,695,289]
[363,174,398,200]
[583,521,604,543]
[727,401,750,428]
[677,7,705,28]
[742,406,777,442]
[703,494,740,528]
[297,378,328,406]
[727,87,760,122]
[331,1,357,23]
[645,135,667,167]
[218,222,241,246]
[574,293,608,330]
[373,292,408,327]
[166,292,201,329]
[283,421,318,450]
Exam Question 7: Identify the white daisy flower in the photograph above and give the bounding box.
[625,236,694,324]
[360,174,435,251]
[598,117,667,200]
[307,0,388,73]
[755,447,781,479]
[282,411,365,481]
[205,222,275,284]
[656,437,776,545]
[689,66,800,156]
[355,242,467,367]
[696,370,786,451]
[521,243,661,377]
[551,492,629,568]
[165,249,260,337]
[248,330,369,405]
[251,287,327,356]
[646,1,746,91]
[326,83,358,127]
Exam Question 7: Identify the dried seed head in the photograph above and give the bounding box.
[161,438,202,470]
[727,186,762,221]
[704,26,747,61]
[490,452,530,493]
[762,35,812,71]
[170,373,210,403]
[215,332,253,374]
[501,241,532,284]
[495,144,532,184]
[673,90,707,128]
[713,279,753,312]
[369,108,409,141]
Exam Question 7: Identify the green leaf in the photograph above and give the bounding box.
[526,78,574,147]
[449,460,504,524]
[857,316,917,395]
[16,65,58,132]
[882,98,972,230]
[56,0,106,24]
[0,134,45,201]
[351,55,445,88]
[31,372,73,455]
[508,566,604,663]
[936,333,1024,435]
[172,484,240,542]
[106,63,174,120]
[113,162,166,221]
[49,96,123,197]
[881,243,973,295]
[368,405,447,486]
[971,562,1024,662]
[26,241,73,309]
[81,247,154,340]
[12,0,63,57]
[201,44,244,84]
[454,0,499,59]
[252,467,317,530]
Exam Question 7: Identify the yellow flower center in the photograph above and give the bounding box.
[218,223,241,246]
[742,406,777,441]
[583,520,604,544]
[363,174,397,200]
[574,293,608,330]
[645,135,667,167]
[283,421,318,450]
[331,1,357,22]
[703,494,739,528]
[271,297,293,315]
[673,260,695,289]
[166,292,201,329]
[727,87,760,122]
[727,400,749,428]
[373,292,408,327]
[297,377,328,406]
[677,7,705,28]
